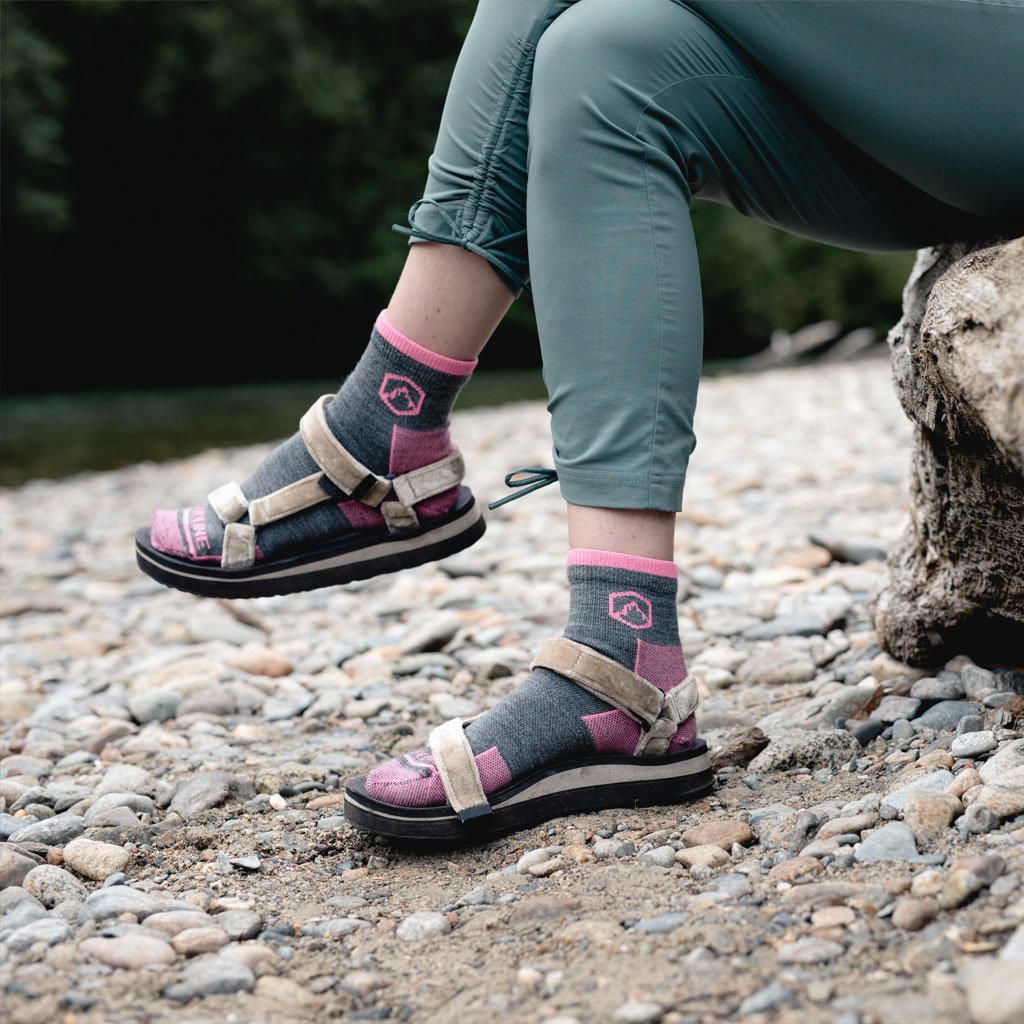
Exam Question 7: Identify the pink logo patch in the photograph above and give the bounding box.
[608,591,653,629]
[379,373,425,416]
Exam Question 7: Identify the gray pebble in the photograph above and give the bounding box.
[169,771,255,818]
[164,954,256,1002]
[854,822,926,863]
[881,770,955,811]
[0,813,22,840]
[961,804,1000,836]
[301,917,368,938]
[891,719,916,742]
[961,664,999,698]
[912,700,981,731]
[592,838,633,859]
[516,847,561,873]
[950,731,998,759]
[398,613,461,654]
[910,676,964,701]
[84,792,154,825]
[128,689,180,724]
[954,715,985,737]
[396,911,451,942]
[613,1001,664,1024]
[739,982,795,1015]
[214,909,263,940]
[633,912,687,935]
[748,729,860,773]
[263,692,314,721]
[710,873,753,897]
[7,813,86,846]
[78,885,186,923]
[23,865,88,908]
[777,936,844,963]
[0,900,49,939]
[0,887,43,916]
[4,915,72,953]
[871,696,922,723]
[638,846,677,869]
[94,765,151,798]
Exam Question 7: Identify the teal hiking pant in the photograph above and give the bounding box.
[400,0,1024,511]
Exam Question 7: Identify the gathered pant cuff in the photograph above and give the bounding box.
[555,466,685,513]
[394,198,530,297]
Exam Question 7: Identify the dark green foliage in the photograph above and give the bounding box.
[1,0,912,393]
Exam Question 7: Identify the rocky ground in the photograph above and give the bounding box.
[1,355,1022,1024]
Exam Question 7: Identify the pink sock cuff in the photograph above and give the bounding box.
[567,548,678,579]
[375,312,477,376]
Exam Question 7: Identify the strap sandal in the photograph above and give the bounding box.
[343,636,713,847]
[135,394,485,598]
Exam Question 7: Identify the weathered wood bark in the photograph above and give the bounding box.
[870,236,1024,666]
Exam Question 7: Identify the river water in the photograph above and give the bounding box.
[1,363,752,487]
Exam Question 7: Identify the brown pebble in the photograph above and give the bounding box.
[885,877,913,894]
[171,926,230,956]
[948,767,982,799]
[811,906,855,928]
[681,820,754,850]
[891,897,939,931]
[305,794,345,811]
[769,857,824,883]
[46,848,63,866]
[227,646,293,677]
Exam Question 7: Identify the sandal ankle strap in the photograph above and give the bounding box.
[531,636,698,756]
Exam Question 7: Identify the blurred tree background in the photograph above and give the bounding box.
[1,0,913,396]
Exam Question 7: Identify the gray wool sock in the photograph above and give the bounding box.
[465,558,691,774]
[151,315,474,564]
[365,551,698,807]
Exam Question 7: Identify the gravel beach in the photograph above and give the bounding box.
[2,356,1021,1024]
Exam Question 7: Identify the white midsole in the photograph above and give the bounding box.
[138,499,481,584]
[345,750,713,824]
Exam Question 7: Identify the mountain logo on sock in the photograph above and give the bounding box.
[608,591,653,629]
[379,373,425,416]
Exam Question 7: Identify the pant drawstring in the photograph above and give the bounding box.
[392,199,531,294]
[487,467,559,509]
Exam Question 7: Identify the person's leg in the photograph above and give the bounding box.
[682,0,1024,219]
[140,1,575,594]
[384,243,512,361]
[359,0,1022,826]
[527,0,1021,520]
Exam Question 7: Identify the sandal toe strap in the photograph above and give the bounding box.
[208,394,469,568]
[428,718,492,821]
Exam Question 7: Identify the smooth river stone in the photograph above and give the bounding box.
[80,934,176,969]
[62,837,131,881]
[881,770,955,811]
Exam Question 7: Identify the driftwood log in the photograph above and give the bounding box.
[870,237,1024,666]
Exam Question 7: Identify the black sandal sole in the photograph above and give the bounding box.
[343,741,714,849]
[135,486,485,599]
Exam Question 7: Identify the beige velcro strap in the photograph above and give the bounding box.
[391,450,465,507]
[531,637,699,757]
[221,522,256,569]
[531,637,663,728]
[299,396,391,507]
[207,482,248,524]
[381,501,419,533]
[428,718,491,821]
[248,473,328,527]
